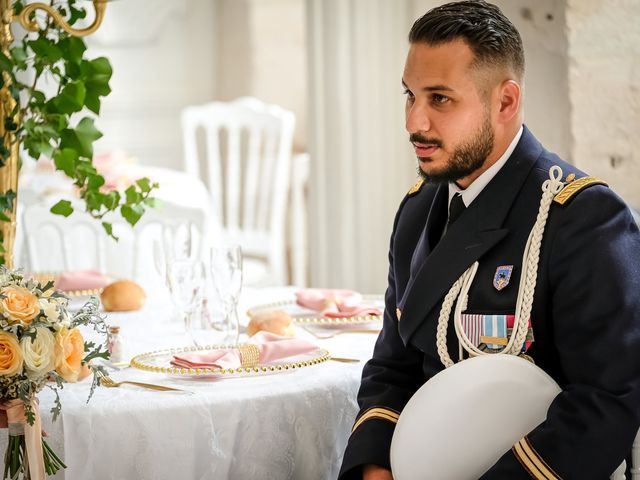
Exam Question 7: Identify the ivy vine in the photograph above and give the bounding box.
[0,0,157,262]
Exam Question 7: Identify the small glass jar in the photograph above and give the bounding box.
[108,326,125,364]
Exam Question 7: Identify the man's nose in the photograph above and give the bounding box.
[406,102,431,134]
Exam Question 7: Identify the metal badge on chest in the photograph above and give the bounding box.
[493,265,514,291]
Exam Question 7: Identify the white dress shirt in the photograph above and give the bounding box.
[448,125,524,211]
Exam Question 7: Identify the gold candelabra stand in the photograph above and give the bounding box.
[0,0,107,268]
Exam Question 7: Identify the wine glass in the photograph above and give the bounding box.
[152,239,168,283]
[208,245,243,345]
[166,259,206,334]
[190,281,227,347]
[153,224,195,283]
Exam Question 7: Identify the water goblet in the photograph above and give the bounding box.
[166,259,206,334]
[209,245,243,345]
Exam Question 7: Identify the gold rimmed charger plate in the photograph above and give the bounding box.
[130,343,331,377]
[27,271,104,297]
[246,295,384,326]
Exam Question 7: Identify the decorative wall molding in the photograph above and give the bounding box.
[89,1,187,47]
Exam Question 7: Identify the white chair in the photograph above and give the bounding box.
[21,199,206,287]
[290,152,310,287]
[180,97,295,286]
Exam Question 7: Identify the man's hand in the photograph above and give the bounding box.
[363,464,393,480]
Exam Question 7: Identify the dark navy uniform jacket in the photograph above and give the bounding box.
[339,126,640,479]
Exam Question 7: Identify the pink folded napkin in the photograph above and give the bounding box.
[54,270,112,292]
[171,331,318,370]
[295,289,382,318]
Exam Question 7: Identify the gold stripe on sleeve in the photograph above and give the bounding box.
[520,437,562,479]
[513,440,549,480]
[351,407,400,433]
[513,437,562,480]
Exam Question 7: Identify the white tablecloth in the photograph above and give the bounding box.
[0,288,378,480]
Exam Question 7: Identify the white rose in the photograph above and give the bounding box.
[60,309,71,328]
[39,299,60,323]
[20,327,56,377]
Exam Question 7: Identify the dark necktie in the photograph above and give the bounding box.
[448,193,466,226]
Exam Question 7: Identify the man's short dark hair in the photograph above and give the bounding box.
[408,0,524,80]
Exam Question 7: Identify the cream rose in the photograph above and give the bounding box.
[0,331,23,376]
[55,328,85,382]
[21,327,56,377]
[1,286,40,325]
[39,298,60,323]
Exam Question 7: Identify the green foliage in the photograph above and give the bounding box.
[50,199,73,217]
[0,0,157,261]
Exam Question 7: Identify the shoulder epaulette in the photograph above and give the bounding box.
[553,176,608,205]
[407,178,425,196]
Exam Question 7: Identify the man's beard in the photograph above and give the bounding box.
[413,115,495,184]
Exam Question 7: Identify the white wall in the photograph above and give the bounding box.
[216,0,308,151]
[567,0,640,208]
[86,0,218,170]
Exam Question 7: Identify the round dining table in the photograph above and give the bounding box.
[0,287,379,480]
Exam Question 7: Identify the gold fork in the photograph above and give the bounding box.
[301,326,382,340]
[98,373,186,392]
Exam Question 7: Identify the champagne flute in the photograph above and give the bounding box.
[166,259,206,334]
[209,245,243,345]
[152,239,167,282]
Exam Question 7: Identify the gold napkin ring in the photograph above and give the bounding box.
[238,344,260,368]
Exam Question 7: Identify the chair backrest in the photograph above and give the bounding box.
[180,97,295,285]
[22,199,206,287]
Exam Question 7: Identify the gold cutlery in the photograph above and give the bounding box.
[98,373,186,392]
[330,357,361,363]
[301,326,382,340]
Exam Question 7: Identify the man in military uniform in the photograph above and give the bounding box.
[339,1,640,479]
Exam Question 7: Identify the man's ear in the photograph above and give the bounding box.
[497,79,521,123]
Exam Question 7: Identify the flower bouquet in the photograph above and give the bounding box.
[0,267,109,479]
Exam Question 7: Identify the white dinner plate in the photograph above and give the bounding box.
[246,295,384,327]
[130,344,331,379]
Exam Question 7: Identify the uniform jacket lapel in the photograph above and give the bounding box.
[397,126,543,345]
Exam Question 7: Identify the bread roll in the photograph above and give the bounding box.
[100,280,146,312]
[247,310,294,337]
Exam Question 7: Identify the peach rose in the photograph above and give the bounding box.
[0,331,23,376]
[55,328,85,382]
[1,286,40,325]
[21,327,56,377]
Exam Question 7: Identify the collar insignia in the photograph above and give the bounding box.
[493,265,514,291]
[407,179,424,196]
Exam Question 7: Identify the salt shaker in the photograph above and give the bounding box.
[108,326,125,364]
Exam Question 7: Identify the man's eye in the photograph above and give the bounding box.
[432,94,449,105]
[403,89,414,99]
